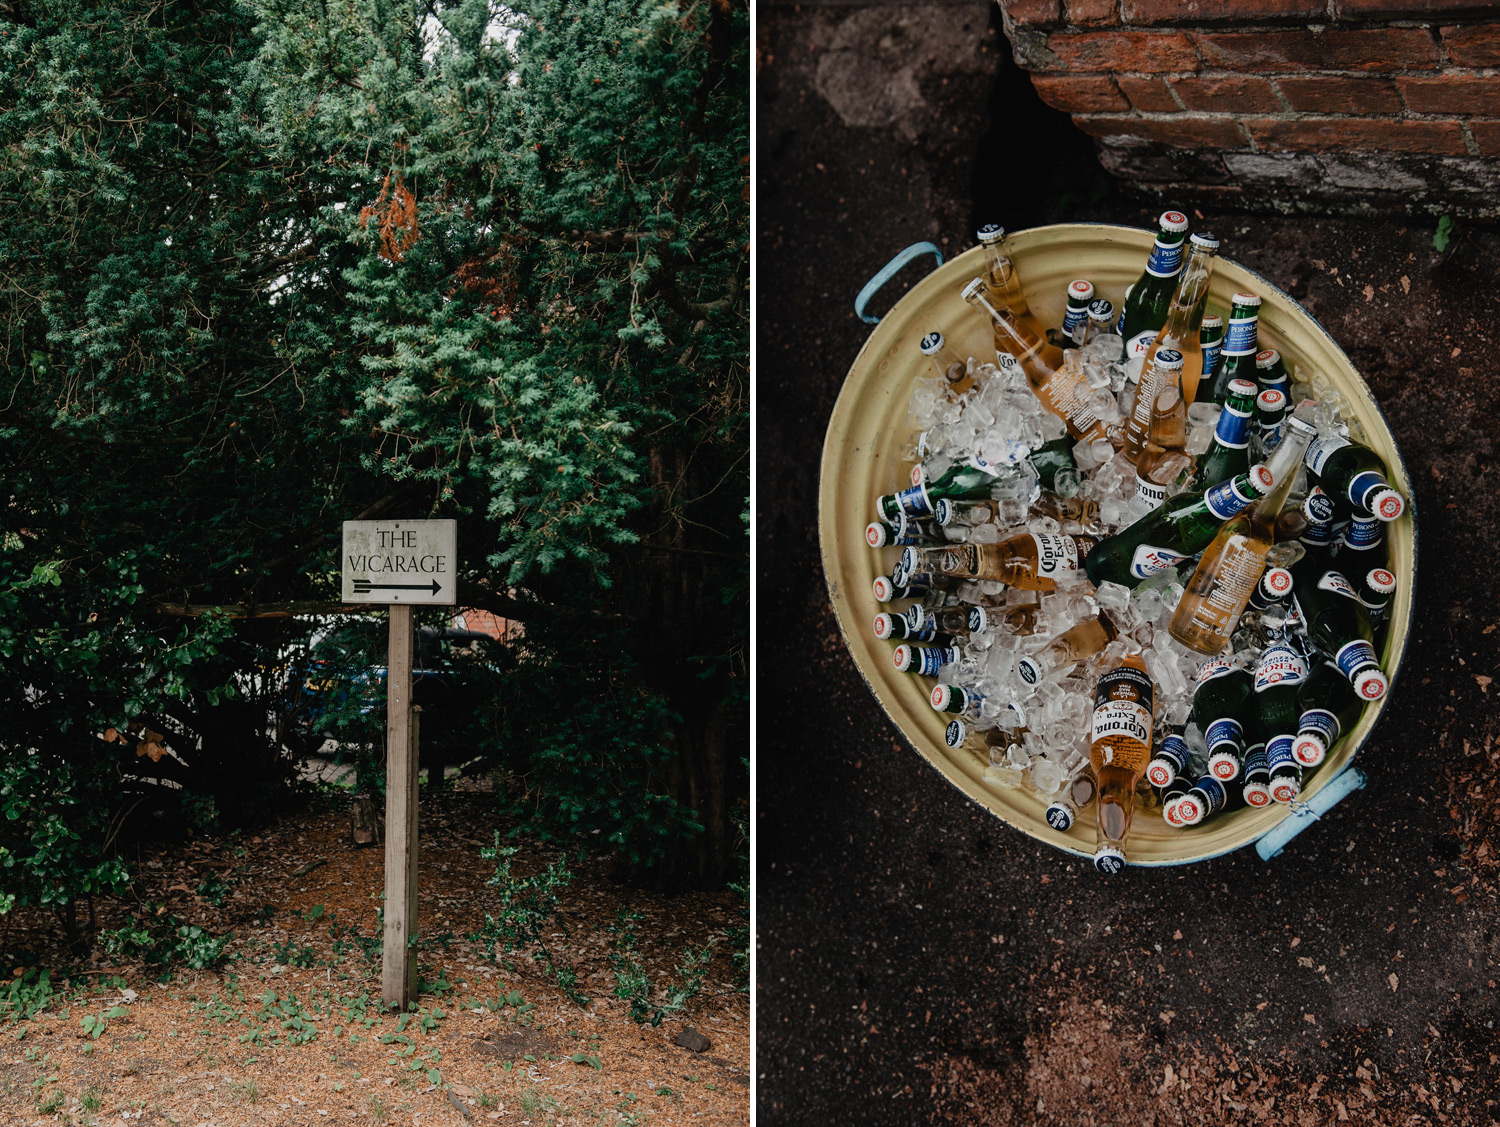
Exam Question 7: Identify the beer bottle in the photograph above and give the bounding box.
[1293,660,1364,768]
[1304,433,1406,522]
[1240,735,1272,808]
[1189,379,1258,489]
[1139,232,1220,404]
[1122,347,1186,462]
[1172,774,1229,827]
[873,611,949,645]
[976,224,1050,347]
[920,331,975,400]
[1032,491,1099,526]
[1056,279,1095,348]
[1083,465,1273,589]
[1253,388,1286,461]
[1287,556,1389,701]
[1190,657,1256,782]
[962,279,1103,442]
[1167,415,1317,653]
[1299,487,1338,554]
[933,498,996,528]
[1199,314,1225,387]
[917,604,991,637]
[1082,298,1116,350]
[877,458,1004,522]
[1090,653,1155,873]
[1339,511,1388,569]
[1133,385,1192,511]
[892,643,960,677]
[1248,566,1294,610]
[1200,292,1261,404]
[873,573,940,602]
[1255,348,1290,401]
[1146,728,1192,789]
[866,516,943,548]
[1016,611,1120,686]
[1028,435,1083,493]
[946,702,1030,750]
[930,682,985,720]
[1159,775,1194,826]
[1360,566,1397,626]
[900,531,1099,593]
[1253,642,1310,804]
[1116,210,1191,368]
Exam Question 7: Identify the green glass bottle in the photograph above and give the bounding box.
[1304,434,1407,522]
[1287,554,1389,702]
[1189,379,1258,490]
[1199,313,1225,389]
[1189,657,1257,783]
[1082,464,1273,589]
[1200,292,1261,404]
[1292,660,1364,768]
[1027,435,1081,494]
[877,460,1000,523]
[1117,210,1191,368]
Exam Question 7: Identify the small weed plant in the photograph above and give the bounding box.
[609,909,714,1027]
[470,837,587,1005]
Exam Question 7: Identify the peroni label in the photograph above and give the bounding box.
[1212,403,1252,450]
[1222,315,1259,356]
[1343,515,1382,550]
[1204,476,1255,520]
[1296,709,1341,761]
[1145,238,1185,279]
[1305,433,1353,477]
[1196,657,1235,683]
[1129,542,1189,580]
[1205,717,1245,753]
[1255,645,1309,691]
[1334,639,1379,682]
[1266,734,1297,771]
[1316,570,1362,602]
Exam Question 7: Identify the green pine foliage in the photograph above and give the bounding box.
[0,0,747,933]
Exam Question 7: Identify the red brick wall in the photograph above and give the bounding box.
[998,1,1500,214]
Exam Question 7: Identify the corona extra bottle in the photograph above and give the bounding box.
[919,331,975,400]
[1016,611,1119,686]
[962,279,1104,442]
[1167,415,1317,653]
[1083,465,1273,589]
[1090,653,1155,874]
[901,531,1099,593]
[1133,386,1192,510]
[1116,210,1191,368]
[1082,298,1115,348]
[1200,292,1261,404]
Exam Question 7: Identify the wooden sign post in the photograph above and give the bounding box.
[341,519,457,1011]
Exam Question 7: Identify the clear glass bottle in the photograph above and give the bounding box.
[1090,652,1155,874]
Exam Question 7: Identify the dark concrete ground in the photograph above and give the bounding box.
[756,3,1500,1124]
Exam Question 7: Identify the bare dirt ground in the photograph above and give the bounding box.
[0,791,748,1127]
[758,2,1500,1123]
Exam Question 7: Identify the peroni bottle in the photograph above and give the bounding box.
[1090,653,1155,874]
[1287,556,1389,701]
[1255,348,1290,401]
[1304,434,1407,522]
[1199,314,1224,387]
[1190,656,1257,782]
[1201,292,1261,404]
[1253,643,1311,804]
[1083,465,1273,589]
[1116,210,1191,368]
[1293,660,1364,768]
[1139,231,1220,405]
[1057,279,1094,347]
[1189,379,1258,489]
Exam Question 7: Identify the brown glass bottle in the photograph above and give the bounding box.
[905,531,1099,593]
[1090,653,1155,874]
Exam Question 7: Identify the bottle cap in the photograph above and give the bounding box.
[1153,347,1184,369]
[1016,655,1044,685]
[1231,291,1262,308]
[1087,298,1114,323]
[1005,701,1029,729]
[977,224,1005,245]
[911,464,925,486]
[1287,415,1317,437]
[1145,756,1177,788]
[930,683,958,711]
[1162,794,1188,826]
[1304,489,1335,524]
[1366,568,1397,595]
[944,719,967,747]
[1262,567,1293,600]
[968,606,989,633]
[899,545,920,576]
[1250,464,1275,492]
[1367,486,1406,522]
[1255,348,1281,368]
[1174,790,1206,826]
[960,277,987,302]
[866,521,893,548]
[1227,378,1257,398]
[873,613,899,640]
[933,499,953,526]
[1201,313,1223,327]
[1353,666,1389,701]
[1190,232,1220,250]
[1207,751,1241,781]
[1045,801,1075,832]
[1159,211,1190,233]
[1256,388,1286,413]
[1292,732,1328,768]
[1094,845,1126,875]
[919,332,944,355]
[1242,778,1272,807]
[872,576,896,602]
[892,644,915,672]
[1270,772,1301,804]
[1068,279,1094,302]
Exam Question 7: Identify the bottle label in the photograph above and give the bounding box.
[1145,238,1185,279]
[1316,570,1362,602]
[1222,315,1259,356]
[1136,477,1169,509]
[1196,657,1235,683]
[1255,645,1310,691]
[1297,708,1341,753]
[1090,666,1154,770]
[1063,306,1088,339]
[1334,638,1379,681]
[1205,717,1245,754]
[1091,699,1152,748]
[1212,403,1252,450]
[1159,734,1191,770]
[894,482,934,519]
[1124,329,1159,366]
[1266,734,1297,771]
[1343,515,1382,551]
[1305,433,1353,477]
[1243,742,1269,773]
[1203,476,1255,520]
[1201,342,1222,377]
[1128,543,1190,580]
[902,646,957,677]
[1194,776,1228,815]
[965,455,1004,478]
[1032,534,1079,577]
[1348,470,1388,512]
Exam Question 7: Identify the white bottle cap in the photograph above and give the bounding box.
[1353,667,1389,701]
[1292,733,1327,768]
[1094,845,1126,874]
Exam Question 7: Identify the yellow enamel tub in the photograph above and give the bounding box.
[819,223,1416,866]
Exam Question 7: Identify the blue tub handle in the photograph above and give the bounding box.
[855,242,946,325]
[1255,766,1367,861]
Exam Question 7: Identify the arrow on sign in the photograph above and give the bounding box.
[353,579,443,596]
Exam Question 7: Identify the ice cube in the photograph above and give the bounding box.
[1186,402,1221,428]
[970,522,1001,544]
[1185,424,1213,457]
[1030,756,1065,797]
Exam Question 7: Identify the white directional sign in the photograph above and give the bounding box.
[342,520,457,605]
